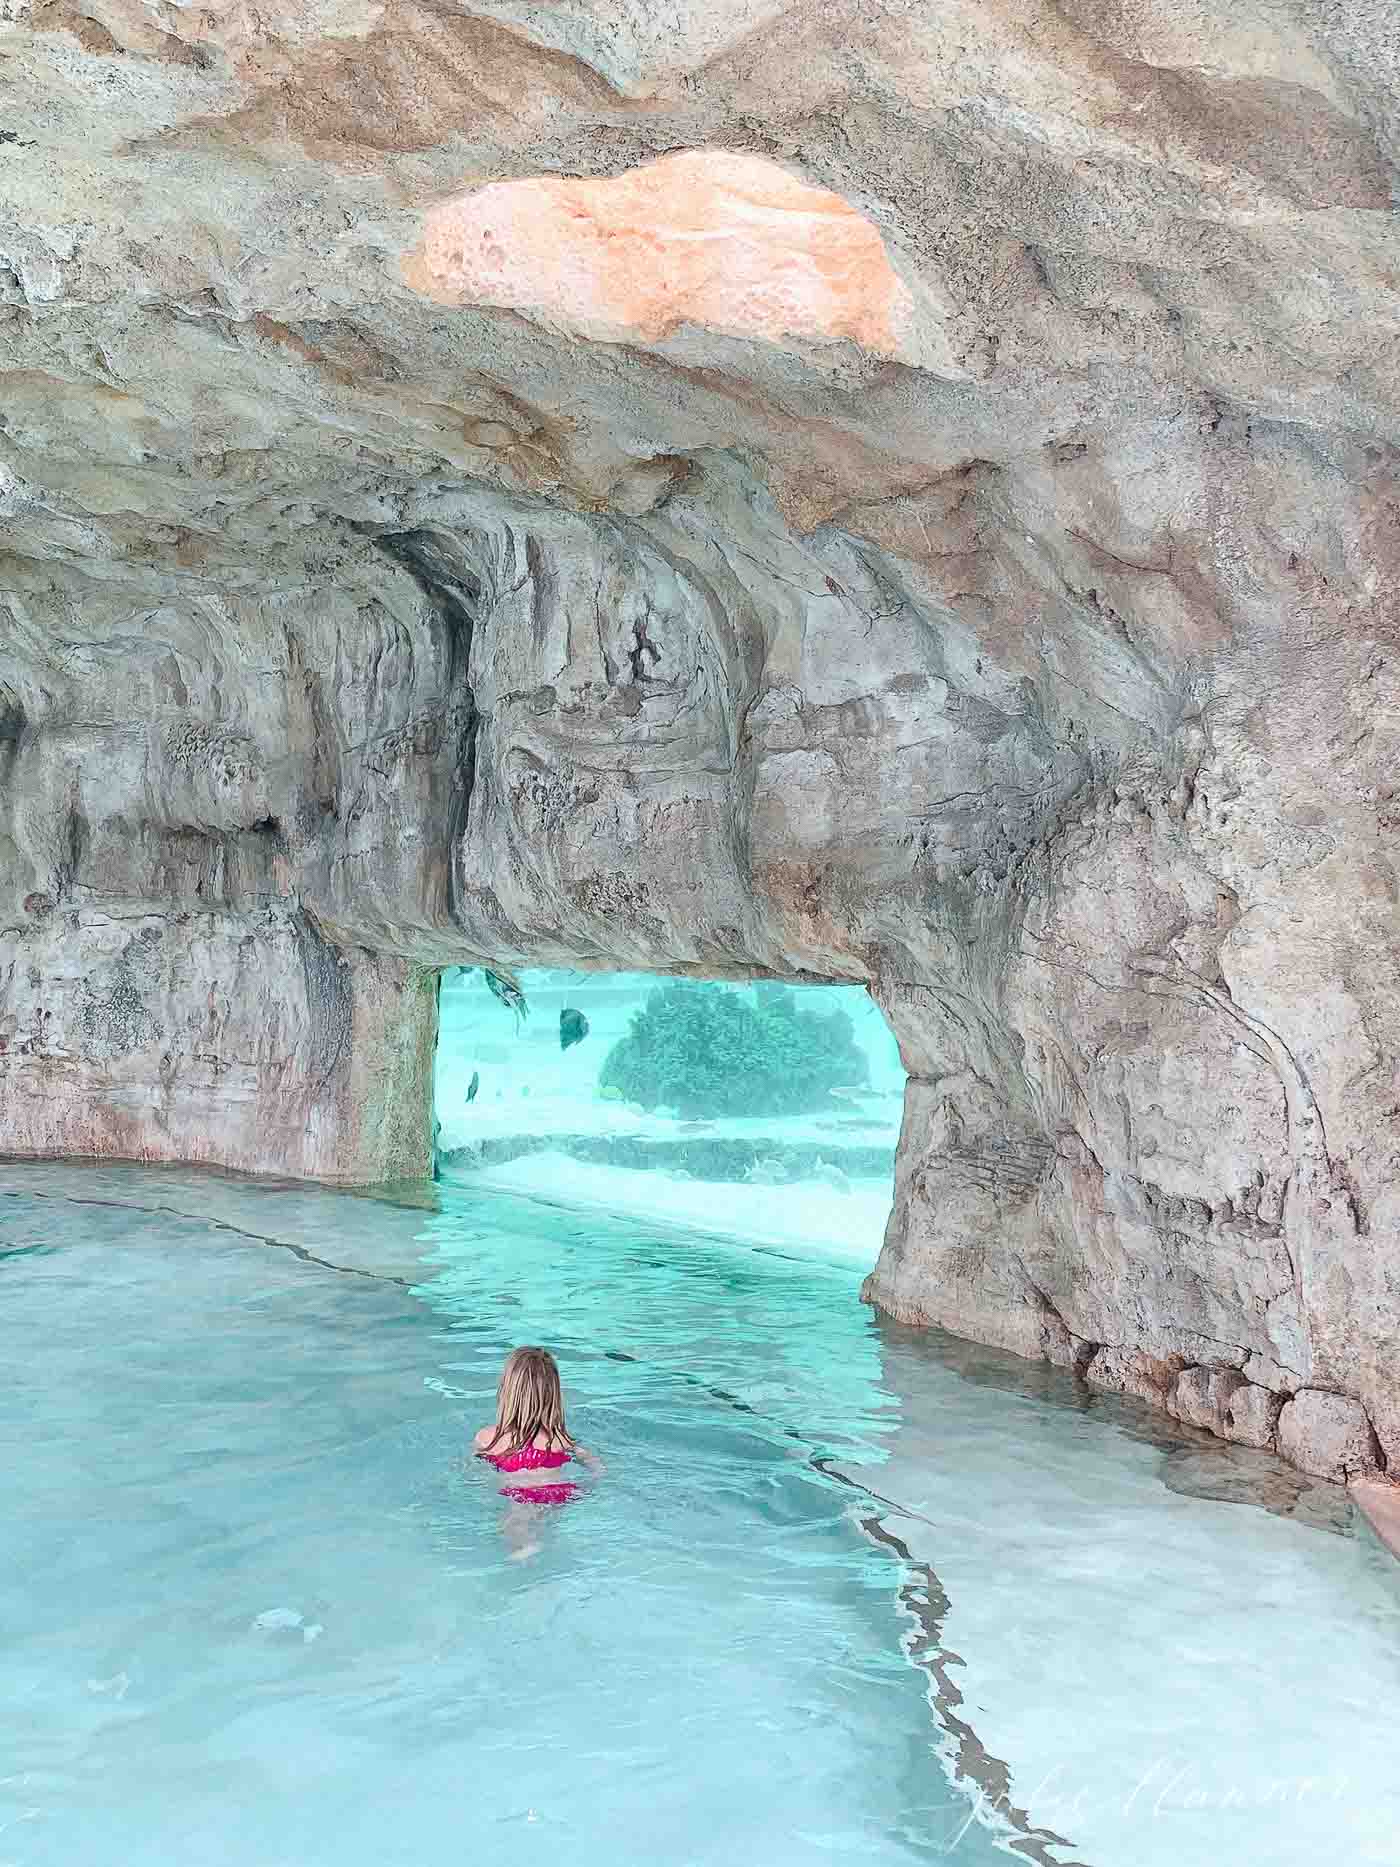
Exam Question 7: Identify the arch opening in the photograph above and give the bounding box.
[432,966,907,1270]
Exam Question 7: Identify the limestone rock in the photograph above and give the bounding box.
[1169,1367,1282,1452]
[1218,1382,1286,1455]
[1169,1366,1248,1436]
[404,151,928,364]
[1085,1347,1184,1410]
[2,0,1400,1472]
[1276,1390,1383,1484]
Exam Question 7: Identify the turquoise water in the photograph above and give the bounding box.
[5,1167,1400,1867]
[433,966,906,1167]
[433,968,907,1265]
[0,1179,1003,1867]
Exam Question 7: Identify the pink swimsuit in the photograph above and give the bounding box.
[480,1443,579,1506]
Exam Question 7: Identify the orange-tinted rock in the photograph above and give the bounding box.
[405,151,914,358]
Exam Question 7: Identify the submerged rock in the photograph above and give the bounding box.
[744,1155,791,1187]
[251,1606,324,1644]
[252,1608,305,1634]
[1160,1446,1355,1538]
[811,1159,852,1196]
[559,1008,589,1051]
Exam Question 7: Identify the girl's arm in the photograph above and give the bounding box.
[471,1426,496,1454]
[573,1445,605,1475]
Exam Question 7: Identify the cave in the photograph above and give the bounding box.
[3,472,1395,1491]
[5,4,1400,1857]
[2,2,1398,1502]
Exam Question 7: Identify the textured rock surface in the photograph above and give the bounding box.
[2,0,1399,1475]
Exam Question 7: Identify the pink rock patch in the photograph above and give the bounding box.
[403,149,912,357]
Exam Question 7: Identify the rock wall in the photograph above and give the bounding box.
[2,0,1398,1478]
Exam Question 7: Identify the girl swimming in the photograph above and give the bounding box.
[474,1347,598,1554]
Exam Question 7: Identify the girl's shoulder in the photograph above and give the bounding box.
[472,1425,497,1451]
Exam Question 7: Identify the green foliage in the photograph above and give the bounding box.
[598,980,868,1118]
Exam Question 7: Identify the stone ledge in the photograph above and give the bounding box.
[1353,1479,1400,1565]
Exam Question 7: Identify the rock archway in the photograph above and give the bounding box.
[3,0,1399,1481]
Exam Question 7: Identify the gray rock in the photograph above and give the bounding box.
[1169,1367,1248,1436]
[1276,1391,1383,1483]
[1169,1368,1282,1453]
[1219,1383,1286,1455]
[1,0,1398,1477]
[1085,1348,1184,1410]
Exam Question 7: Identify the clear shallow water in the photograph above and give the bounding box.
[3,1168,1400,1867]
[0,1178,1001,1867]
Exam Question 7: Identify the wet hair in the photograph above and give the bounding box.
[483,1346,574,1456]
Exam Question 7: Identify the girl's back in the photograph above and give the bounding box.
[473,1424,579,1488]
[473,1349,601,1531]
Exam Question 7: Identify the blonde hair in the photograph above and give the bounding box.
[484,1346,574,1456]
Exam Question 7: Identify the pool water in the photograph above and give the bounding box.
[3,1166,1399,1867]
[1,1176,1001,1867]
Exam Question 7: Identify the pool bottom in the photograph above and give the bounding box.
[0,1176,1008,1867]
[3,1164,1399,1867]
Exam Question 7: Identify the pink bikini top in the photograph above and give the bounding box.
[480,1444,572,1474]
